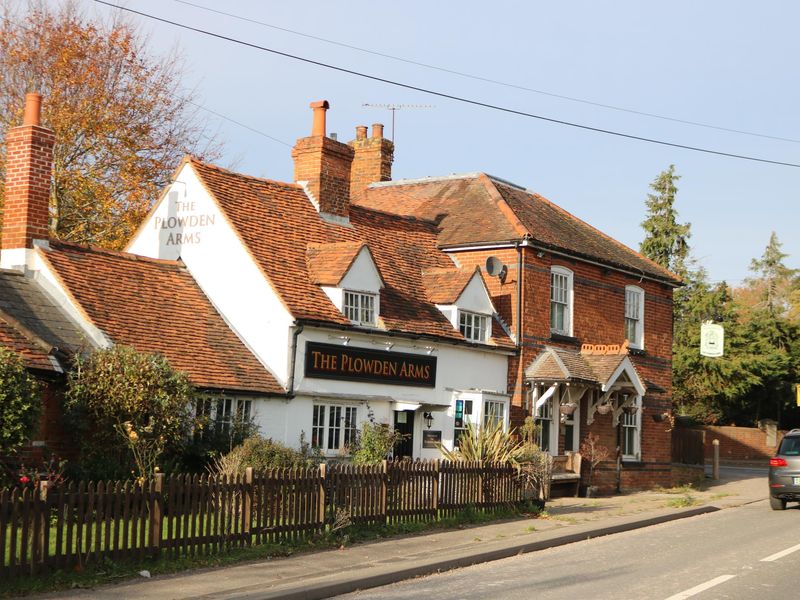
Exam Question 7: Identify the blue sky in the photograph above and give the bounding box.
[88,0,799,285]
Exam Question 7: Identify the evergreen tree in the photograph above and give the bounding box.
[746,232,797,315]
[639,165,691,276]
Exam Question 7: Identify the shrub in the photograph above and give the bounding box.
[65,345,194,480]
[352,422,405,465]
[211,435,319,478]
[439,419,524,464]
[0,347,40,484]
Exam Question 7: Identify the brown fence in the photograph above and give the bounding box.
[672,428,705,465]
[1,460,525,579]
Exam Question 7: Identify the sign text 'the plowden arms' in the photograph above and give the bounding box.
[304,342,437,387]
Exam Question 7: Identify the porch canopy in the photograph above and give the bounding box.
[525,342,646,426]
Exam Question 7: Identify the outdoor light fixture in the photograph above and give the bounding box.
[423,412,434,428]
[339,336,350,346]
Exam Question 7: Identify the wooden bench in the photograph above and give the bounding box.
[548,452,582,498]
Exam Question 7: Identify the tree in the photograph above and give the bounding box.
[0,347,40,459]
[745,232,797,316]
[639,165,691,276]
[0,1,221,249]
[65,345,195,479]
[672,269,760,423]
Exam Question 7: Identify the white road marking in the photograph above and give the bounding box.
[761,542,800,562]
[664,575,736,600]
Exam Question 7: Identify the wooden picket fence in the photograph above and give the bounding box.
[1,460,527,579]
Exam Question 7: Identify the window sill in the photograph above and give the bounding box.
[628,347,646,356]
[549,333,580,345]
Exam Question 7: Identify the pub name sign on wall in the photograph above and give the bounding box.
[304,342,437,387]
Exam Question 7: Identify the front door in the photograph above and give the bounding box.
[393,410,415,458]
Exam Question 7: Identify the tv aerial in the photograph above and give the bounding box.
[362,103,434,143]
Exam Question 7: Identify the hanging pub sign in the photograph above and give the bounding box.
[700,321,724,358]
[304,341,437,387]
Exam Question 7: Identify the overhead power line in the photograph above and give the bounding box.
[92,0,800,169]
[170,0,800,145]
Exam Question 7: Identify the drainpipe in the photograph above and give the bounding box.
[515,241,523,348]
[287,322,304,399]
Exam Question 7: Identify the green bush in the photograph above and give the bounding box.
[211,435,320,478]
[0,347,40,484]
[65,345,194,480]
[352,421,405,465]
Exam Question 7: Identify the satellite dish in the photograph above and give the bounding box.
[485,256,504,277]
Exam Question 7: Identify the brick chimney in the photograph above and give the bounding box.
[2,92,54,253]
[292,100,355,220]
[348,123,394,201]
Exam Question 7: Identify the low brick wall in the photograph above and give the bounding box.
[700,425,785,461]
[672,464,705,487]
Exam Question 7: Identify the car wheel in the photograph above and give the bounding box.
[770,496,787,511]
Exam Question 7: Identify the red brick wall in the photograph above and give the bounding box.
[450,246,676,489]
[700,425,785,461]
[292,136,354,217]
[349,126,393,202]
[2,124,54,250]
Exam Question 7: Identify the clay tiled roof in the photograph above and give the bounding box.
[40,241,283,395]
[306,241,370,286]
[190,160,514,348]
[0,269,88,372]
[0,317,55,372]
[359,174,680,284]
[525,346,646,392]
[422,267,477,305]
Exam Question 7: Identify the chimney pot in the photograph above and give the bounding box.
[371,123,384,139]
[22,92,42,127]
[356,125,368,140]
[310,100,330,137]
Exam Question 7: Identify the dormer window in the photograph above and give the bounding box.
[344,290,376,325]
[459,310,489,343]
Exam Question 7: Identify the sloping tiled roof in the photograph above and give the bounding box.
[359,174,680,284]
[306,241,368,286]
[525,346,642,389]
[0,269,89,372]
[421,267,477,305]
[40,241,283,395]
[189,159,514,349]
[0,318,56,372]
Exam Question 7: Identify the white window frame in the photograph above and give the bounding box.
[311,403,358,453]
[620,394,641,461]
[343,290,377,326]
[459,310,489,343]
[624,285,645,349]
[550,266,574,336]
[194,395,252,437]
[534,394,557,455]
[482,399,507,430]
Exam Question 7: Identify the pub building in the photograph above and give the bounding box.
[0,93,514,461]
[3,93,683,489]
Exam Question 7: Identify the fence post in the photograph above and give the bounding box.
[150,473,165,556]
[381,460,388,524]
[243,467,253,545]
[712,439,720,480]
[431,460,440,517]
[318,463,327,528]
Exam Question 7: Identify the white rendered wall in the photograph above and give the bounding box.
[457,274,495,314]
[127,163,293,386]
[287,326,509,458]
[339,248,383,293]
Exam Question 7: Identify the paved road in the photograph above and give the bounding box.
[338,498,800,600]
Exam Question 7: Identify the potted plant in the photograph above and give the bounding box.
[579,432,610,497]
[596,400,612,415]
[559,401,578,416]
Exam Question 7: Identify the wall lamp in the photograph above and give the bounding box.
[423,411,434,429]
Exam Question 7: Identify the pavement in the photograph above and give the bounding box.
[46,464,768,600]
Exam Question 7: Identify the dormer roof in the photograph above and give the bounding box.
[422,267,480,305]
[306,242,383,287]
